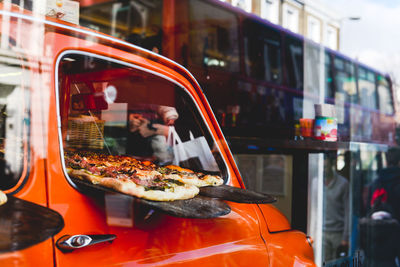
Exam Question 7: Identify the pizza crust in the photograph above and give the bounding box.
[165,174,223,187]
[99,177,199,201]
[67,167,200,201]
[98,177,145,197]
[0,190,7,206]
[201,175,224,186]
[164,165,194,173]
[67,168,103,184]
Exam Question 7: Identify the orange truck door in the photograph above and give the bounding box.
[43,26,270,266]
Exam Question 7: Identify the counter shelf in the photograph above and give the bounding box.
[228,136,389,153]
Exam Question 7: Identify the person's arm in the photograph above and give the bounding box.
[158,106,178,125]
[152,123,169,137]
[138,122,169,138]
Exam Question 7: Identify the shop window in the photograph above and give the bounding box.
[231,0,252,13]
[260,0,279,24]
[307,16,321,44]
[282,4,299,33]
[326,25,338,50]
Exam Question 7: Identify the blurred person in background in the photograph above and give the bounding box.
[323,152,349,262]
[128,105,178,165]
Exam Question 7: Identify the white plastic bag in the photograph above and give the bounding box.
[150,135,173,165]
[167,126,219,172]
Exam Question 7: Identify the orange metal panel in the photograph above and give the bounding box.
[0,240,55,267]
[257,204,291,233]
[266,231,316,267]
[256,205,315,267]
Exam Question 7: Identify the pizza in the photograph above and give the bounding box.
[64,151,223,201]
[0,190,7,206]
[159,165,223,187]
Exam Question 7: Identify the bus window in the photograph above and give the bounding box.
[189,0,239,72]
[334,57,357,104]
[304,42,321,97]
[357,67,377,110]
[325,52,334,99]
[243,20,282,83]
[285,36,303,90]
[80,0,163,52]
[377,75,394,115]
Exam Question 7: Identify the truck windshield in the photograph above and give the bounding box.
[57,52,225,177]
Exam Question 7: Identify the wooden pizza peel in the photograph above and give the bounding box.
[198,185,277,204]
[72,178,231,219]
[71,178,276,219]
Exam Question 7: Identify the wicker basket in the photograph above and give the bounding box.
[67,117,105,150]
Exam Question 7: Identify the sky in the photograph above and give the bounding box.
[322,0,400,85]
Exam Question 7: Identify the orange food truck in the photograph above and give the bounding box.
[0,2,315,266]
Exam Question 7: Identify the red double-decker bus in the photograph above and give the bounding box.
[78,0,396,144]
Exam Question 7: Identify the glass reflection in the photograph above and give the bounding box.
[322,153,349,263]
[0,35,30,191]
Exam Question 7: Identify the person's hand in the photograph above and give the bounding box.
[165,119,176,126]
[129,114,145,132]
[138,120,156,138]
